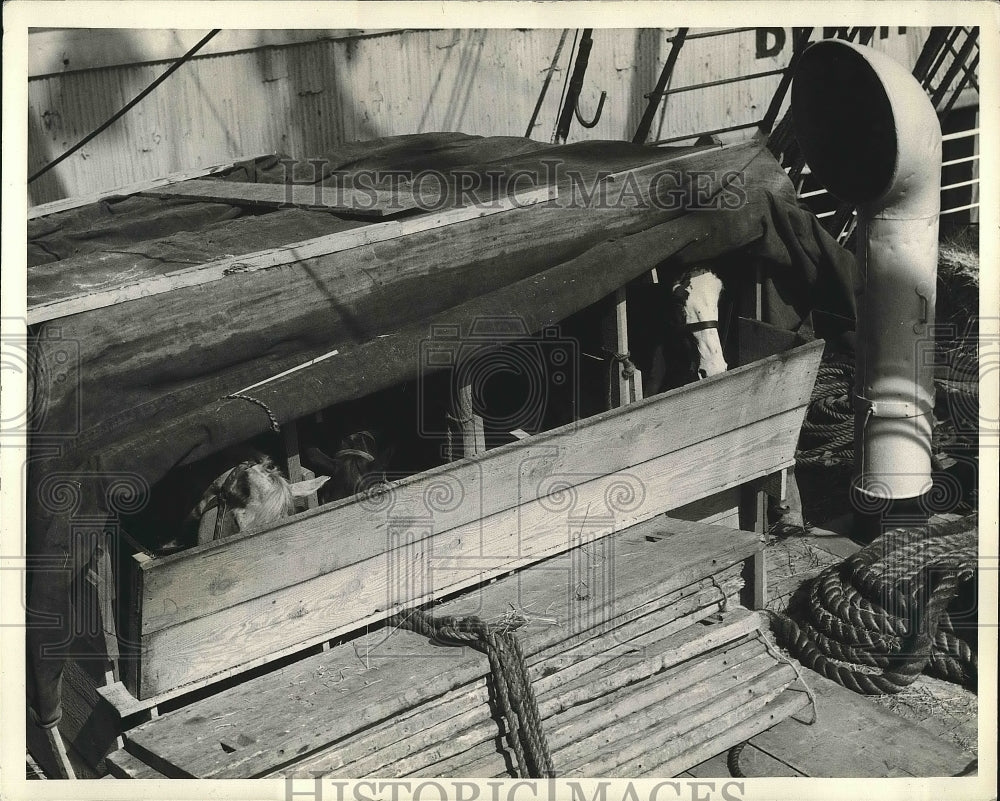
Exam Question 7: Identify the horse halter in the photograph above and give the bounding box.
[204,459,257,540]
[333,430,377,463]
[685,319,719,332]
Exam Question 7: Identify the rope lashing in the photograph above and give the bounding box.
[604,349,636,409]
[766,515,978,695]
[225,392,281,432]
[391,609,555,778]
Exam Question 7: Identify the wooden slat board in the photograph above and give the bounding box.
[137,337,818,638]
[130,404,804,697]
[116,515,761,777]
[277,571,748,777]
[26,156,272,220]
[142,178,429,217]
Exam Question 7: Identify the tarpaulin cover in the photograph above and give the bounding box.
[25,133,858,724]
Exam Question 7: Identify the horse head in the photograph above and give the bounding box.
[670,266,727,379]
[189,455,329,544]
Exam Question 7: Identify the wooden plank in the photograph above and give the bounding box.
[652,688,811,777]
[105,748,169,779]
[360,607,755,779]
[142,178,427,217]
[286,588,747,777]
[277,571,747,777]
[686,741,806,778]
[136,338,820,639]
[454,381,486,457]
[121,526,759,777]
[27,184,556,324]
[564,659,795,777]
[412,635,766,779]
[26,156,272,220]
[749,671,974,777]
[559,663,796,775]
[668,486,741,528]
[133,407,801,696]
[115,521,752,714]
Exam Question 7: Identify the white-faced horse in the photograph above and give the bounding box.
[638,264,728,396]
[188,455,329,544]
[669,266,728,379]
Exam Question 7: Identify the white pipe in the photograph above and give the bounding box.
[791,40,942,503]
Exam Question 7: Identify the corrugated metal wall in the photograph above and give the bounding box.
[28,27,929,206]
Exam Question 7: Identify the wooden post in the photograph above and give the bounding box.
[739,476,768,610]
[602,288,642,408]
[454,382,486,457]
[741,548,767,611]
[282,422,304,483]
[44,726,77,779]
[93,541,120,682]
[283,422,319,509]
[739,479,768,535]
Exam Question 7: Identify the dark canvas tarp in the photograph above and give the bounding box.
[26,133,858,725]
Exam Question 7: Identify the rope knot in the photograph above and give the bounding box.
[612,351,636,380]
[392,608,554,778]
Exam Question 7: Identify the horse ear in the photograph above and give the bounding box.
[289,475,331,498]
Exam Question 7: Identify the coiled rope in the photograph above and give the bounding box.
[390,609,555,778]
[795,356,856,467]
[766,514,978,695]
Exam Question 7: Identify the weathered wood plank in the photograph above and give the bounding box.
[121,522,758,777]
[26,157,272,220]
[409,635,766,779]
[142,178,428,217]
[652,688,812,777]
[142,180,418,217]
[136,338,819,639]
[667,486,742,529]
[748,670,973,777]
[132,408,793,696]
[27,184,556,324]
[557,659,793,775]
[278,571,747,777]
[112,523,754,713]
[367,607,755,779]
[105,747,168,779]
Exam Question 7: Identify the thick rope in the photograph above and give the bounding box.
[390,609,556,778]
[224,393,281,432]
[767,515,978,694]
[795,357,856,467]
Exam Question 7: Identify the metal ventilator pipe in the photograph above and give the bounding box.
[791,40,941,506]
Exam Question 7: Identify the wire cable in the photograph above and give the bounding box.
[29,29,221,185]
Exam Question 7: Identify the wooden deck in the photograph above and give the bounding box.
[684,670,975,778]
[683,515,978,779]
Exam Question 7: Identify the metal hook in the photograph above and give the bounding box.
[574,90,607,129]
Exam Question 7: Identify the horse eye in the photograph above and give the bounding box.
[672,286,689,303]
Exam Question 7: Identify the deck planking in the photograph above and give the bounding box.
[748,670,973,777]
